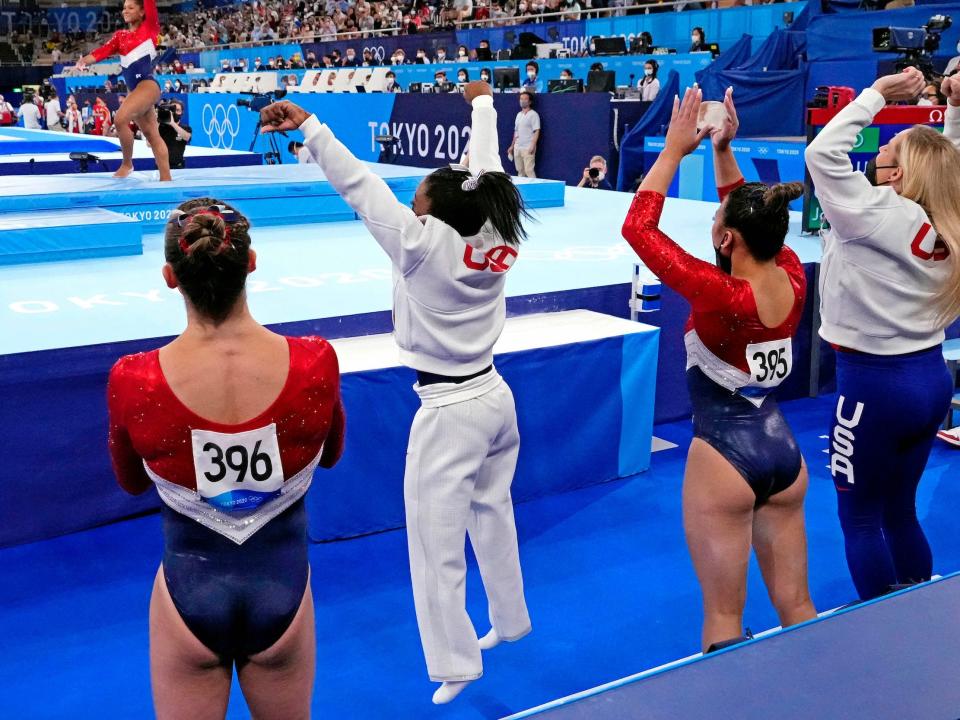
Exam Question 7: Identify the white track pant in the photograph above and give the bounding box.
[405,372,532,681]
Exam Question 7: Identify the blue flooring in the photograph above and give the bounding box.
[3,392,957,719]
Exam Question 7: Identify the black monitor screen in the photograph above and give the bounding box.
[547,78,583,93]
[493,67,520,90]
[586,70,616,93]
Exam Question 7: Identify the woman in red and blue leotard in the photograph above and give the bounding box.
[75,0,171,180]
[107,198,345,718]
[622,87,817,653]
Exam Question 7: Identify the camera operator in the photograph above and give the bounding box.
[576,155,612,190]
[157,100,191,169]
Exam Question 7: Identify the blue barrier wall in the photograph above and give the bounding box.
[188,91,613,184]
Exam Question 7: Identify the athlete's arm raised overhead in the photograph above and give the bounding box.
[804,68,926,240]
[259,100,426,272]
[625,87,730,310]
[941,75,960,149]
[462,81,504,174]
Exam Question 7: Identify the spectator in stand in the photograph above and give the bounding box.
[457,44,471,61]
[342,47,360,66]
[362,48,379,66]
[508,90,540,177]
[454,0,474,21]
[576,155,612,189]
[65,98,83,133]
[918,81,946,106]
[435,46,451,63]
[434,69,449,86]
[479,67,492,83]
[523,61,544,93]
[385,70,402,92]
[44,89,64,132]
[690,27,708,52]
[637,59,660,101]
[457,68,470,83]
[560,68,574,80]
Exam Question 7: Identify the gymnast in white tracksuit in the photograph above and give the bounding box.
[259,83,532,704]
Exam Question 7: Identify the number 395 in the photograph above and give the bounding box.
[202,440,273,483]
[752,348,789,382]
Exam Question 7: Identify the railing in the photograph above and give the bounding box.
[184,0,735,54]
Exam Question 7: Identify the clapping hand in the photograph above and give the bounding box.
[710,86,740,151]
[664,86,712,159]
[941,75,960,107]
[871,67,926,103]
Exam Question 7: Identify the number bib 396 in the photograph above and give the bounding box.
[191,424,285,511]
[746,338,793,388]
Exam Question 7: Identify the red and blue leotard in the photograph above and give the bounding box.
[621,182,807,502]
[107,335,345,658]
[89,0,161,91]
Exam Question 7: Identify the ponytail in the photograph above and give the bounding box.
[898,125,960,325]
[424,167,532,246]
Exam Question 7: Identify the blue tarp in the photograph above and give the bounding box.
[616,69,680,191]
[696,33,753,84]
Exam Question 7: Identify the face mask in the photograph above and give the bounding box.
[917,98,933,106]
[865,156,898,186]
[459,50,467,57]
[692,36,699,43]
[527,71,536,79]
[437,52,445,59]
[459,75,466,82]
[714,239,732,275]
[481,74,490,82]
[520,99,530,108]
[644,68,653,76]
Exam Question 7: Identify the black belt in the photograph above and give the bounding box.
[416,365,493,387]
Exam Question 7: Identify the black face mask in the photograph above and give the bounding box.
[865,156,898,187]
[714,242,732,275]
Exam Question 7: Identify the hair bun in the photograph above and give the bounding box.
[181,212,227,256]
[762,182,804,212]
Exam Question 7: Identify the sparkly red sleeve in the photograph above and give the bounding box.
[320,394,345,469]
[106,358,152,495]
[717,177,745,201]
[143,0,159,36]
[90,32,121,63]
[621,191,735,311]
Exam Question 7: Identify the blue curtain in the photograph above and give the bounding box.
[616,69,680,191]
[737,28,807,72]
[695,34,753,84]
[697,68,807,135]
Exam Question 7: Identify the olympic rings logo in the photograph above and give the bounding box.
[363,45,386,61]
[202,103,241,150]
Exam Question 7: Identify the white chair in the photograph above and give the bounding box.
[364,67,390,92]
[349,68,372,92]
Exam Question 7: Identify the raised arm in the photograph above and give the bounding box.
[942,75,960,149]
[804,69,925,239]
[463,81,503,173]
[261,100,425,272]
[142,0,160,35]
[86,33,120,64]
[710,87,745,191]
[629,87,729,310]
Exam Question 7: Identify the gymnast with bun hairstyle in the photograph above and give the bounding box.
[622,87,816,653]
[107,197,344,718]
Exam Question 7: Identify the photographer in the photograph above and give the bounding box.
[576,155,612,190]
[157,100,191,170]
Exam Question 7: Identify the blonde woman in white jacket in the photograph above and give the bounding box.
[805,68,960,601]
[259,82,532,704]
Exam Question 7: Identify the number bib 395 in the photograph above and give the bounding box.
[191,424,285,511]
[746,338,793,389]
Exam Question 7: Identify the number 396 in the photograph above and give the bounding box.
[202,440,273,483]
[753,348,789,382]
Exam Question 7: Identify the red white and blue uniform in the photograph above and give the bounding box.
[622,181,807,502]
[804,91,960,600]
[107,335,345,658]
[89,0,161,92]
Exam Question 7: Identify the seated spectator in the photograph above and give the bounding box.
[918,81,946,106]
[457,44,471,61]
[480,67,492,83]
[434,70,448,86]
[576,155,613,190]
[560,68,575,80]
[637,59,660,101]
[385,70,402,93]
[362,49,379,66]
[391,49,409,65]
[690,27,708,52]
[435,46,451,63]
[414,48,429,64]
[457,68,470,83]
[524,60,544,93]
[342,48,360,66]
